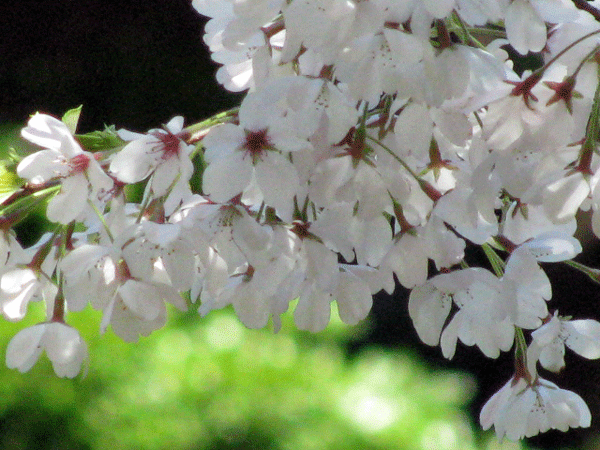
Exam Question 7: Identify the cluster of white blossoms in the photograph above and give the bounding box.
[4,0,600,442]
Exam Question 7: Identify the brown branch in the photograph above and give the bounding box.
[572,0,600,22]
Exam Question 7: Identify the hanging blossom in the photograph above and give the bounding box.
[480,376,591,440]
[6,322,88,378]
[4,0,600,441]
[527,311,600,373]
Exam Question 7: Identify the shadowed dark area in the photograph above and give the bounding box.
[0,0,242,132]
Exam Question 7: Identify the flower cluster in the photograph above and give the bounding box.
[3,0,600,442]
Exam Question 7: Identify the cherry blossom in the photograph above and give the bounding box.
[480,376,591,440]
[6,322,88,378]
[202,82,310,217]
[18,113,113,224]
[6,0,600,441]
[110,116,194,214]
[408,268,515,359]
[0,233,58,321]
[0,267,55,321]
[527,312,600,372]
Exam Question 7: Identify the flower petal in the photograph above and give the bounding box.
[202,150,252,202]
[44,322,88,378]
[564,320,600,359]
[6,324,46,373]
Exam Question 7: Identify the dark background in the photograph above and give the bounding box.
[2,1,600,448]
[0,0,242,131]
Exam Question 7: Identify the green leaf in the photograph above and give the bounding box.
[61,105,83,134]
[76,125,124,151]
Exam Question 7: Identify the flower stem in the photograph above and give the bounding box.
[577,61,600,173]
[88,199,114,242]
[366,135,442,201]
[564,259,600,284]
[482,242,505,277]
[449,14,488,50]
[513,326,535,383]
[51,280,66,323]
[0,185,60,228]
[540,29,600,75]
[184,107,240,145]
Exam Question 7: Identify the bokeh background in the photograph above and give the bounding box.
[1,1,600,449]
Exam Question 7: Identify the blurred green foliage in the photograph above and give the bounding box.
[0,124,25,203]
[0,299,534,450]
[0,124,37,159]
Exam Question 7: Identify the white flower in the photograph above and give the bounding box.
[18,113,113,224]
[437,269,515,359]
[480,376,591,440]
[0,267,55,321]
[520,233,582,262]
[60,243,116,312]
[502,202,582,262]
[6,322,88,378]
[505,0,579,55]
[202,82,309,216]
[409,268,515,359]
[455,0,504,25]
[0,234,58,321]
[432,166,499,245]
[100,278,186,342]
[0,231,24,267]
[504,0,548,55]
[282,0,386,66]
[543,171,590,223]
[501,246,551,329]
[408,281,452,346]
[310,201,392,267]
[380,231,429,290]
[546,15,600,74]
[110,116,194,214]
[333,269,373,326]
[193,0,286,91]
[527,312,600,372]
[118,221,196,291]
[60,235,188,342]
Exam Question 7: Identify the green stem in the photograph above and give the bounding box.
[461,26,507,40]
[366,135,442,201]
[564,259,600,284]
[88,199,114,242]
[184,107,239,144]
[449,14,488,50]
[482,242,505,277]
[366,135,422,181]
[0,185,61,230]
[578,61,600,173]
[0,185,60,214]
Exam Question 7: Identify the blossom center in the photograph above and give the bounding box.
[68,154,91,174]
[151,131,181,159]
[243,129,272,162]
